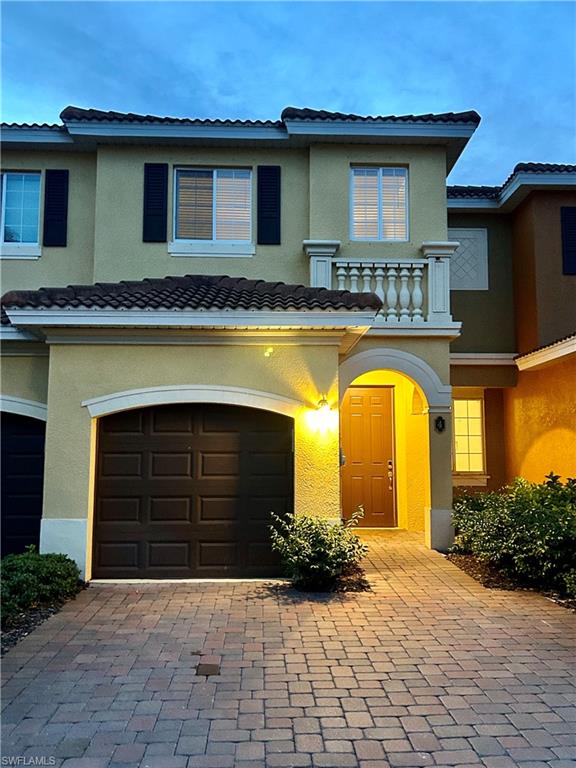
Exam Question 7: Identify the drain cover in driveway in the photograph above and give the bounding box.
[196,663,220,676]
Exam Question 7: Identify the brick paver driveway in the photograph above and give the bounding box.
[2,532,575,768]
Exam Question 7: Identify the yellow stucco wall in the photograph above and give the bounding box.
[0,152,97,293]
[503,356,576,482]
[309,144,448,259]
[42,342,341,529]
[349,370,430,532]
[0,348,49,403]
[93,145,311,283]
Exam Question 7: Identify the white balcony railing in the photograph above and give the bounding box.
[305,240,460,327]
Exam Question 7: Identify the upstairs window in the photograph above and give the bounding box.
[350,167,408,242]
[174,168,252,242]
[561,207,576,275]
[1,172,41,245]
[453,398,485,473]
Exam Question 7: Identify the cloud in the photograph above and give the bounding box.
[2,1,574,183]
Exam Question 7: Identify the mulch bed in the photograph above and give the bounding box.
[1,602,64,656]
[446,553,576,611]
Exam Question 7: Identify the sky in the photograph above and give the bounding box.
[2,1,575,185]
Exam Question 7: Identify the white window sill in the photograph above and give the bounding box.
[0,244,41,259]
[452,473,490,488]
[168,241,255,258]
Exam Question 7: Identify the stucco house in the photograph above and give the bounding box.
[1,106,574,578]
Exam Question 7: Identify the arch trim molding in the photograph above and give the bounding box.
[82,385,303,418]
[339,348,452,409]
[0,395,48,421]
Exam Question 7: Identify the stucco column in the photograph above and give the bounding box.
[426,408,454,551]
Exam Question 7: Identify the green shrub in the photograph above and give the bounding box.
[452,473,576,590]
[563,569,576,599]
[270,507,368,590]
[1,546,82,626]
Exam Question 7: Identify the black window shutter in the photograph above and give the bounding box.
[561,207,576,275]
[143,163,168,242]
[43,169,69,247]
[257,165,281,245]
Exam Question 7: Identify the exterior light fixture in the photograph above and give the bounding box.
[434,416,446,433]
[264,347,274,357]
[305,395,337,434]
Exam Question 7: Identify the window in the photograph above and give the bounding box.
[1,172,41,246]
[350,167,408,241]
[448,228,489,290]
[561,207,576,275]
[174,168,252,242]
[453,399,485,473]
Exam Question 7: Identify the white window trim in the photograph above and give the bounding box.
[168,241,255,257]
[172,167,253,254]
[452,472,490,488]
[0,171,42,259]
[451,396,487,475]
[349,166,409,243]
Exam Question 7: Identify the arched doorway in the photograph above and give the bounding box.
[92,402,294,578]
[340,370,430,533]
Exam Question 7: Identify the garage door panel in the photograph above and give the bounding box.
[93,404,293,578]
[197,541,238,568]
[102,410,144,434]
[200,452,240,477]
[199,496,237,522]
[149,497,192,522]
[100,452,143,477]
[150,452,193,478]
[99,497,142,522]
[147,541,191,568]
[97,541,139,569]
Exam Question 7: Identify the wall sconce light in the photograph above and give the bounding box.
[264,346,274,357]
[306,395,338,434]
[434,416,446,433]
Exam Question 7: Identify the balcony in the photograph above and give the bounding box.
[305,240,461,335]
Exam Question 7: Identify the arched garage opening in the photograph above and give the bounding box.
[93,402,294,579]
[1,407,46,557]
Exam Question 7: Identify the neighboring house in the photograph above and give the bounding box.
[0,107,574,578]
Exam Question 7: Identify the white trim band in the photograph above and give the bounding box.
[450,353,517,366]
[0,395,47,421]
[5,308,379,329]
[516,336,576,371]
[82,385,304,418]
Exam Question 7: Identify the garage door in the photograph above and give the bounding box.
[93,404,294,578]
[1,412,46,558]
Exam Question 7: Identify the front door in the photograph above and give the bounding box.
[341,386,396,527]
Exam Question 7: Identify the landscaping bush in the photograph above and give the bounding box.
[270,507,368,590]
[452,473,576,591]
[1,546,82,627]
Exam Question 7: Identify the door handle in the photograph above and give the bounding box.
[387,459,394,491]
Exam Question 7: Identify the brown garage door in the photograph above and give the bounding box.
[93,404,293,578]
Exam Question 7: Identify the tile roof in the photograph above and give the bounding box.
[59,106,282,128]
[55,105,481,128]
[512,162,576,174]
[1,122,63,130]
[514,332,576,360]
[447,185,501,199]
[281,107,481,124]
[1,275,382,321]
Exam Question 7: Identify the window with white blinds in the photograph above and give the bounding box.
[175,168,251,242]
[350,167,408,242]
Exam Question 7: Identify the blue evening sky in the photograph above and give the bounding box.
[2,1,575,184]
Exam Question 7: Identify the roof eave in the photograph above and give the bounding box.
[4,308,381,329]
